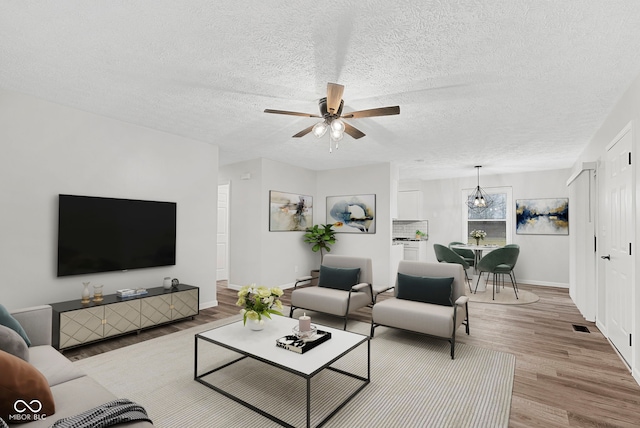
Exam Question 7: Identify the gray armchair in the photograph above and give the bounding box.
[371,261,469,359]
[289,255,373,330]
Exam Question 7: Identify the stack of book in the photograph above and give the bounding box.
[116,288,148,298]
[276,330,331,354]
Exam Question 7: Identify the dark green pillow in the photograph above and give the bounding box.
[318,266,361,291]
[397,273,454,306]
[0,304,31,347]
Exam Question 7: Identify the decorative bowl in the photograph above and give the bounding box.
[292,324,317,340]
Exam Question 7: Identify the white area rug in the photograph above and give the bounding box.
[74,315,515,427]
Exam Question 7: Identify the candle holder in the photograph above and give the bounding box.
[292,325,317,340]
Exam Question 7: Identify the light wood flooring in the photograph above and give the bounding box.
[63,282,640,427]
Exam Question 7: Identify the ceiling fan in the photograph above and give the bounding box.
[264,83,399,149]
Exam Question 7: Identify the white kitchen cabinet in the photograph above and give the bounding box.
[397,190,423,220]
[400,240,427,261]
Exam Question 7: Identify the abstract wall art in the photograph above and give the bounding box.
[326,194,376,234]
[269,191,313,231]
[516,198,569,235]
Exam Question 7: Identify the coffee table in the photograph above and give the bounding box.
[194,315,370,428]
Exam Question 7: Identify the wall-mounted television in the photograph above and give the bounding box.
[57,194,177,277]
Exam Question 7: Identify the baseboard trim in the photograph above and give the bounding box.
[518,279,569,288]
[200,300,218,310]
[596,319,607,336]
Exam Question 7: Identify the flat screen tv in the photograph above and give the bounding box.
[57,194,177,277]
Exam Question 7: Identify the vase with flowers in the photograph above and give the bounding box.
[469,229,487,246]
[236,284,284,330]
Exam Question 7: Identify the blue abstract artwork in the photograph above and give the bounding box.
[326,194,376,234]
[516,198,568,235]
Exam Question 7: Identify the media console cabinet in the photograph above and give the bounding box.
[50,284,199,350]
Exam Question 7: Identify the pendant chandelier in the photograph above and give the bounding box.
[466,166,493,212]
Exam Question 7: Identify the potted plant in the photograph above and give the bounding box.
[303,224,337,285]
[415,229,427,240]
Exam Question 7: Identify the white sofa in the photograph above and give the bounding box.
[7,305,153,428]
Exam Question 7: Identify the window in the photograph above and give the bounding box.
[462,187,512,246]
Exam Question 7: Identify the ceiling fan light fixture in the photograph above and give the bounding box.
[312,121,328,137]
[330,128,344,142]
[330,118,345,133]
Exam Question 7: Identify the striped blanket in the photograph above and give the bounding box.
[49,399,151,428]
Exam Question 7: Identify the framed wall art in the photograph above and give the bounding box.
[326,194,376,234]
[269,191,313,231]
[516,198,568,235]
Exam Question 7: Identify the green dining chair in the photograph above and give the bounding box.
[449,241,475,266]
[474,247,520,300]
[433,244,472,292]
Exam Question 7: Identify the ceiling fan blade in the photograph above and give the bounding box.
[292,125,315,138]
[341,106,400,119]
[264,109,320,118]
[343,122,365,139]
[326,83,345,115]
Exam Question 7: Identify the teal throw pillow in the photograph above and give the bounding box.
[397,273,454,306]
[0,324,29,361]
[318,266,361,291]
[0,304,31,347]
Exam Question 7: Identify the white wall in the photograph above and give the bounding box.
[220,160,394,290]
[0,88,219,309]
[417,168,571,287]
[219,158,317,288]
[570,71,640,381]
[219,159,263,287]
[317,163,393,290]
[261,159,318,286]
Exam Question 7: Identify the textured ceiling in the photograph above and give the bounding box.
[2,1,640,180]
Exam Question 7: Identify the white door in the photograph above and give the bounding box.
[604,128,633,364]
[217,183,229,281]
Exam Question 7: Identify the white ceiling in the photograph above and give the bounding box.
[3,1,640,180]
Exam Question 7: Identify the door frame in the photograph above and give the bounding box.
[217,182,230,281]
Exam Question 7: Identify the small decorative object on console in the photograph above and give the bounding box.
[171,278,180,289]
[163,277,172,290]
[81,282,91,303]
[276,329,332,354]
[93,284,104,302]
[116,288,148,298]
